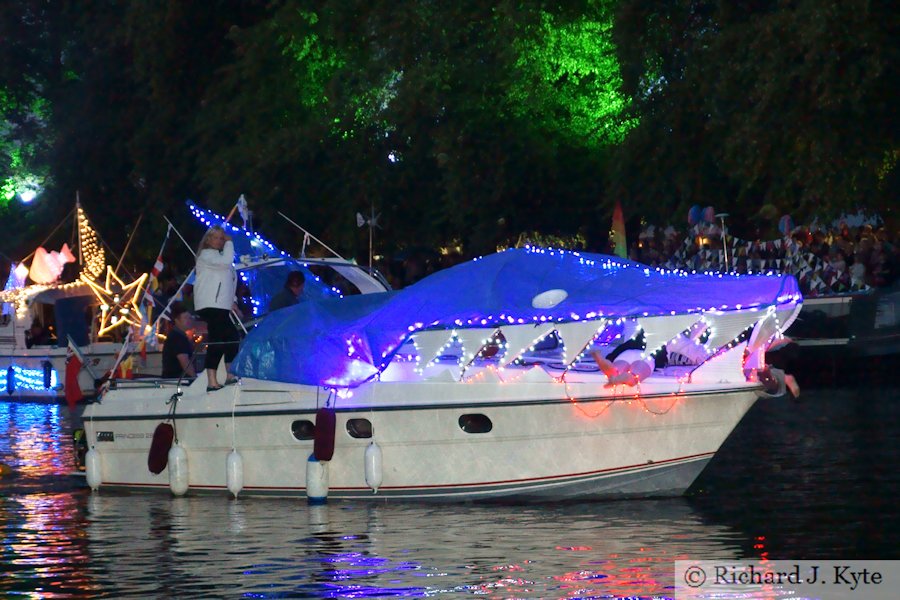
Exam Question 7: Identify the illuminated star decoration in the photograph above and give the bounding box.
[81,266,149,336]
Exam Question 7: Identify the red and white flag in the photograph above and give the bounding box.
[65,336,86,410]
[142,225,172,307]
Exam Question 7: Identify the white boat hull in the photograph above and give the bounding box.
[82,377,757,501]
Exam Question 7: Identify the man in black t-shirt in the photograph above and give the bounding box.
[162,302,196,379]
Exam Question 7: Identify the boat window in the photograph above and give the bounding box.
[346,418,373,439]
[291,420,316,440]
[459,414,493,434]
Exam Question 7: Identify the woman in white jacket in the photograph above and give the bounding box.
[194,225,240,391]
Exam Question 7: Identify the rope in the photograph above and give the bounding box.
[18,206,76,264]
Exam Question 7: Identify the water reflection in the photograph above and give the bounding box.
[0,402,71,479]
[76,495,744,598]
[0,387,897,598]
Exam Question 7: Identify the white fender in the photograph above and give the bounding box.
[226,449,244,499]
[364,441,383,492]
[306,454,329,504]
[85,448,102,491]
[168,443,189,496]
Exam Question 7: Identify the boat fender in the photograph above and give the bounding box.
[42,360,52,389]
[306,454,329,504]
[6,366,14,395]
[364,441,383,492]
[313,407,336,461]
[148,423,175,475]
[168,443,189,496]
[0,462,13,477]
[226,449,244,498]
[85,448,102,490]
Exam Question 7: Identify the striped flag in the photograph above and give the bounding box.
[142,225,172,307]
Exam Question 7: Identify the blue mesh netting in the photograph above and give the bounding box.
[233,247,801,387]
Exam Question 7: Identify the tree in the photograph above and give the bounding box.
[611,0,898,231]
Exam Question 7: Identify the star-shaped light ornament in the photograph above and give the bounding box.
[81,267,148,336]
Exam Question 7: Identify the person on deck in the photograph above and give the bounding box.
[161,302,196,379]
[268,271,305,313]
[25,320,51,348]
[194,225,240,391]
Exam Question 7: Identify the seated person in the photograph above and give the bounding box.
[25,320,52,348]
[162,302,196,379]
[268,271,305,313]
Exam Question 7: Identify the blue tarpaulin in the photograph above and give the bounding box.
[233,247,801,387]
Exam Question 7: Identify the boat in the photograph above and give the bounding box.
[778,282,899,383]
[0,201,160,400]
[658,222,899,384]
[79,246,802,501]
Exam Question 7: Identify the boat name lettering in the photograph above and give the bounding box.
[96,431,114,442]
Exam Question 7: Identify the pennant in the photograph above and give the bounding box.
[142,225,171,307]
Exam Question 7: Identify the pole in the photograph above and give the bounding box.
[369,205,374,272]
[276,211,347,260]
[164,216,197,258]
[716,213,730,272]
[115,210,144,275]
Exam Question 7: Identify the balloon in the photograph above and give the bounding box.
[778,215,794,235]
[703,206,716,223]
[687,205,702,225]
[29,247,62,283]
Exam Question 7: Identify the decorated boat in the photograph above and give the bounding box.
[79,246,802,501]
[0,201,159,400]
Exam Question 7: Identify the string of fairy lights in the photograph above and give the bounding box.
[0,201,147,338]
[77,203,106,279]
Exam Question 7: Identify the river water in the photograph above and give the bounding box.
[1,386,897,598]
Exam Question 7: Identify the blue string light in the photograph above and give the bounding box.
[0,365,60,392]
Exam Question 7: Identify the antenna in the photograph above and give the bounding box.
[356,204,381,272]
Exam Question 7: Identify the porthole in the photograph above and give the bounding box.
[458,414,492,434]
[346,418,373,439]
[291,420,316,440]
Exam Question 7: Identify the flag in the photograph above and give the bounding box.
[65,337,85,410]
[611,200,627,259]
[115,354,134,379]
[142,225,171,307]
[107,331,133,381]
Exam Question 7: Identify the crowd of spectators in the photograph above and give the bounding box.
[631,217,898,295]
